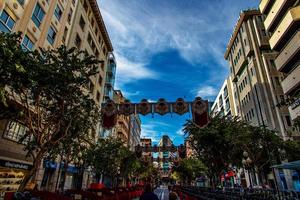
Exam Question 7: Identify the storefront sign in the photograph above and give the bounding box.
[0,159,32,170]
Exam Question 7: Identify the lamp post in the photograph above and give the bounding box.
[242,151,253,188]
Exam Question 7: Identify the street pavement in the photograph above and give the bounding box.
[154,186,169,200]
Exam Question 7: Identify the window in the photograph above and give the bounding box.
[275,77,280,86]
[47,26,56,45]
[0,10,15,33]
[32,3,45,28]
[250,68,254,76]
[96,91,100,102]
[54,5,63,21]
[72,0,76,6]
[91,18,94,27]
[98,75,102,85]
[89,81,94,93]
[95,49,99,58]
[102,46,107,56]
[285,116,292,127]
[4,121,29,143]
[75,34,81,48]
[270,60,276,69]
[79,16,85,30]
[244,39,247,46]
[68,8,73,23]
[262,29,267,37]
[62,27,68,43]
[251,109,254,117]
[22,35,34,51]
[87,33,92,44]
[83,0,88,12]
[17,0,25,6]
[100,62,104,70]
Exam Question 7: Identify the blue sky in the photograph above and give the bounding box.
[100,0,259,145]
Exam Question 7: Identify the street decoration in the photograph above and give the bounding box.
[101,99,118,129]
[101,97,209,129]
[154,98,170,115]
[119,99,135,116]
[172,98,189,115]
[137,99,152,115]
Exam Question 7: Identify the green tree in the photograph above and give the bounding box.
[184,116,246,187]
[172,158,207,185]
[0,32,101,190]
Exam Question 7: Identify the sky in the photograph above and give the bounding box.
[100,0,259,145]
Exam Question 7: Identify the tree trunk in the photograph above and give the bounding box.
[18,149,45,191]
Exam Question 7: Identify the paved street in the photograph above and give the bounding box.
[154,186,169,200]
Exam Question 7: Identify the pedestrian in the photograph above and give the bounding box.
[139,183,159,200]
[169,192,178,200]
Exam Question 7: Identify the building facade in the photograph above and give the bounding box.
[140,138,152,160]
[211,76,237,117]
[104,53,116,101]
[259,0,300,123]
[128,114,141,152]
[0,0,113,194]
[224,9,292,139]
[158,135,174,177]
[111,90,130,146]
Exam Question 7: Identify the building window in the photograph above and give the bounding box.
[91,18,94,27]
[79,16,85,31]
[95,49,99,58]
[68,8,73,23]
[72,0,76,6]
[102,46,107,56]
[244,39,247,46]
[96,91,100,102]
[75,34,82,48]
[32,3,45,28]
[62,27,68,43]
[22,35,34,51]
[285,116,292,127]
[275,77,280,86]
[83,0,88,12]
[47,26,56,45]
[89,81,94,93]
[98,75,102,85]
[261,29,267,37]
[0,10,15,33]
[3,121,29,143]
[17,0,25,6]
[54,5,63,21]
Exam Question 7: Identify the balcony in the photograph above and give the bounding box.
[269,6,300,51]
[275,31,300,72]
[105,75,115,86]
[264,0,297,32]
[281,63,300,96]
[259,0,275,15]
[289,98,300,120]
[106,63,116,75]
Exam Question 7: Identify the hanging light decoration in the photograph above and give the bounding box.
[172,98,189,115]
[154,98,170,115]
[137,99,152,115]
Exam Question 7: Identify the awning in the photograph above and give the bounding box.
[271,160,300,170]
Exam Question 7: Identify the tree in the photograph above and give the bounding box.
[184,116,246,187]
[0,32,101,190]
[172,158,207,185]
[86,137,131,187]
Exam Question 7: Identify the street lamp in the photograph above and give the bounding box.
[242,151,253,188]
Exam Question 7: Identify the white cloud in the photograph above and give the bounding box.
[114,53,158,88]
[176,128,185,136]
[195,85,218,100]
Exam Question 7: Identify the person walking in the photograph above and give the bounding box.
[139,183,159,200]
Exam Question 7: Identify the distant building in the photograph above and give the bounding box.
[224,9,292,139]
[211,77,237,118]
[129,115,141,151]
[158,135,173,176]
[104,53,116,101]
[140,138,152,159]
[259,0,300,123]
[112,90,130,146]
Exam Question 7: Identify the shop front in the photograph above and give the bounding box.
[0,158,32,199]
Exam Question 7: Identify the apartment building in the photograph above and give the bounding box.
[140,138,152,160]
[104,53,116,101]
[112,90,130,146]
[0,0,113,193]
[259,0,300,122]
[128,114,141,152]
[211,77,237,118]
[224,9,292,139]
